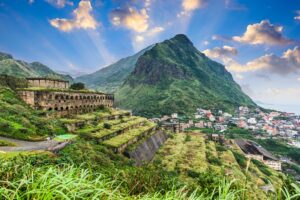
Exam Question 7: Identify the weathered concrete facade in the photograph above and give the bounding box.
[18,90,114,115]
[27,78,69,89]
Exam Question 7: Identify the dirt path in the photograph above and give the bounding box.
[0,136,59,152]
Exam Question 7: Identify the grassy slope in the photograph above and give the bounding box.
[0,52,72,82]
[116,35,255,117]
[153,132,285,199]
[0,85,65,140]
[76,45,153,93]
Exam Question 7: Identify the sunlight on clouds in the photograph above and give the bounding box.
[110,7,149,33]
[182,0,207,11]
[50,0,98,32]
[232,20,292,45]
[226,46,300,75]
[134,26,164,43]
[203,45,237,59]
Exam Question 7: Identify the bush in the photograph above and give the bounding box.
[232,151,247,169]
[252,159,272,176]
[104,123,112,129]
[184,134,191,142]
[216,144,227,152]
[70,82,85,90]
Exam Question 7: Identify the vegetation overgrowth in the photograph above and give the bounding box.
[0,85,65,140]
[0,138,299,199]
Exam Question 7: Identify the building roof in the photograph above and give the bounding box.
[235,139,277,161]
[26,77,69,83]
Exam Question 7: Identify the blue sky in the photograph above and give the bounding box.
[0,0,300,113]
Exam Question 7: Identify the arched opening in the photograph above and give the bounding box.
[55,107,58,111]
[48,107,53,111]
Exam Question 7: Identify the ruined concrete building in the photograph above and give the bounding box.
[27,77,69,89]
[18,78,114,116]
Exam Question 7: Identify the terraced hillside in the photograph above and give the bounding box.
[60,108,159,155]
[153,132,284,199]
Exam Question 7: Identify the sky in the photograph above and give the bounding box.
[0,0,300,113]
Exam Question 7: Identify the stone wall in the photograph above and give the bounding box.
[18,90,114,116]
[125,131,168,166]
[27,78,69,89]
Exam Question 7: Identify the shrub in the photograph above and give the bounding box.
[104,123,112,129]
[184,134,191,142]
[70,82,85,90]
[232,151,247,169]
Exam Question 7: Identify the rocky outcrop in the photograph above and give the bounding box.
[125,131,168,166]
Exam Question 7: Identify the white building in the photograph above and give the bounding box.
[247,118,257,124]
[263,160,282,171]
[171,113,178,119]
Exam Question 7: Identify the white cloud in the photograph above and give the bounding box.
[203,45,237,63]
[110,7,149,33]
[203,45,237,58]
[133,26,164,46]
[182,0,207,11]
[226,46,300,75]
[297,77,300,81]
[50,0,98,32]
[232,20,292,45]
[46,0,73,8]
[28,0,34,4]
[203,40,209,45]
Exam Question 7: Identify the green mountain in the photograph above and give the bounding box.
[0,52,73,82]
[115,34,256,117]
[75,45,153,92]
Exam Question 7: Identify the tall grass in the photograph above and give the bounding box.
[0,163,299,200]
[0,164,243,200]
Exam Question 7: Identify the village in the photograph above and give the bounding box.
[151,106,300,173]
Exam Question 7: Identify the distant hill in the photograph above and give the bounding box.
[0,52,73,82]
[115,34,256,117]
[75,45,153,92]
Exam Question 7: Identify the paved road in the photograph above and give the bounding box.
[0,136,59,152]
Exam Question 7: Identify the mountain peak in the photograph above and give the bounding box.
[116,35,255,117]
[0,52,13,61]
[171,34,192,43]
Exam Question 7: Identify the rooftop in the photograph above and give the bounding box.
[26,77,69,83]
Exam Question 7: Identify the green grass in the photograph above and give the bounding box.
[0,139,16,147]
[54,134,78,142]
[87,117,148,139]
[102,121,156,148]
[0,139,299,200]
[75,116,138,135]
[0,86,66,140]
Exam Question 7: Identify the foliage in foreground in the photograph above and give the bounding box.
[0,161,245,200]
[0,139,300,199]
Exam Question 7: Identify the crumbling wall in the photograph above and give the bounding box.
[125,131,168,166]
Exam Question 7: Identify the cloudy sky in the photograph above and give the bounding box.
[0,0,300,113]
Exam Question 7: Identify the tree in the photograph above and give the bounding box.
[70,82,85,90]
